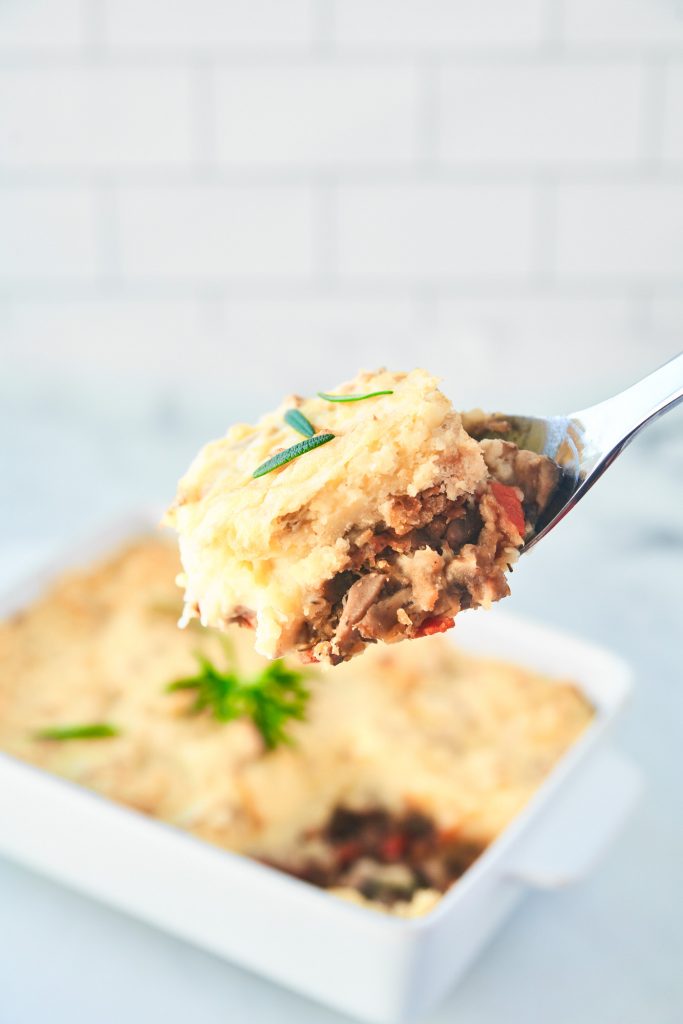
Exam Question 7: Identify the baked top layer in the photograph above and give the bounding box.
[165,369,560,663]
[0,538,592,917]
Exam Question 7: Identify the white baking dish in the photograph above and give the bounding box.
[0,513,641,1024]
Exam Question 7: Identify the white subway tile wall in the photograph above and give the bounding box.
[102,0,314,51]
[0,0,84,51]
[663,63,683,162]
[1,0,682,418]
[0,186,101,281]
[214,64,420,166]
[562,0,683,46]
[556,183,683,279]
[438,62,644,165]
[0,67,194,167]
[337,183,536,279]
[117,184,316,280]
[333,0,547,50]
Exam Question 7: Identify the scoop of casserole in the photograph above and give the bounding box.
[165,369,560,664]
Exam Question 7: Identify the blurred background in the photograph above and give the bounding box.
[0,2,682,1023]
[1,0,682,539]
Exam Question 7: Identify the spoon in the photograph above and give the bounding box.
[477,352,683,553]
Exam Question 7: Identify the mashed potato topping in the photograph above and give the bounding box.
[0,538,592,916]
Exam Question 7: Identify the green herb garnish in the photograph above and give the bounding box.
[166,651,311,750]
[253,433,335,478]
[34,723,120,741]
[317,390,394,403]
[284,408,315,438]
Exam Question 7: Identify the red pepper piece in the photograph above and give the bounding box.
[380,833,407,861]
[335,840,362,866]
[415,614,455,638]
[490,481,525,537]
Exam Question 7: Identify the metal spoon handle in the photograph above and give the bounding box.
[522,352,683,551]
[572,351,683,458]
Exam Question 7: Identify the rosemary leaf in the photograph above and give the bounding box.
[317,390,394,403]
[166,650,311,750]
[284,408,315,438]
[253,433,335,478]
[34,723,120,741]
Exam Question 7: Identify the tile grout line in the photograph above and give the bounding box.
[191,60,218,167]
[639,58,668,171]
[3,48,683,69]
[541,0,566,55]
[415,286,439,337]
[3,280,683,301]
[313,178,338,286]
[81,0,107,55]
[531,177,557,287]
[6,166,683,187]
[415,60,440,170]
[631,286,655,341]
[311,0,336,55]
[95,177,122,284]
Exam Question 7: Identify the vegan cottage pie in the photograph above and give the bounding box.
[0,538,592,917]
[166,370,560,664]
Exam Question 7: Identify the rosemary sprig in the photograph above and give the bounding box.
[166,651,311,750]
[253,433,335,478]
[34,723,120,741]
[317,390,394,403]
[284,408,315,438]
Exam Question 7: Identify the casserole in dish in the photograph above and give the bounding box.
[0,513,641,1023]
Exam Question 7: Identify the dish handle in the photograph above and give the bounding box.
[505,748,642,890]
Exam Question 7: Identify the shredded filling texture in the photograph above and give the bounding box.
[279,444,560,663]
[259,806,484,907]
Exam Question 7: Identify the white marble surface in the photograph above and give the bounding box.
[1,402,682,1024]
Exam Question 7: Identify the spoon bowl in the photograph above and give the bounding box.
[474,352,683,553]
